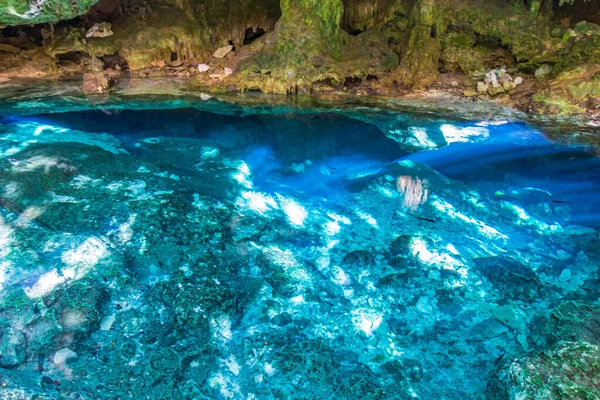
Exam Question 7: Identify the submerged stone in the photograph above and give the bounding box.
[473,257,542,301]
[487,341,600,400]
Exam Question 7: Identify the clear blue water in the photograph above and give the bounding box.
[0,98,599,399]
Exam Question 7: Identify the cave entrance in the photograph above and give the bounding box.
[243,27,266,45]
[552,0,600,25]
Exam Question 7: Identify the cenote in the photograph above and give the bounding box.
[0,91,598,399]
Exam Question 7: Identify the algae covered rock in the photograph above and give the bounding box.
[545,301,600,345]
[0,323,26,367]
[473,256,542,301]
[0,0,99,27]
[486,341,600,400]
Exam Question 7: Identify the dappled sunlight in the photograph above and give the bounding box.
[431,196,508,240]
[439,124,489,144]
[0,102,599,400]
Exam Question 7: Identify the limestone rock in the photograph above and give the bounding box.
[0,326,26,367]
[473,256,541,300]
[82,72,113,93]
[477,82,489,93]
[86,22,113,38]
[89,56,105,73]
[197,64,210,73]
[213,45,233,59]
[486,341,600,400]
[53,348,78,365]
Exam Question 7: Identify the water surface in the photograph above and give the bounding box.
[0,96,599,399]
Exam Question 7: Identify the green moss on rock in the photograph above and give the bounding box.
[0,0,99,27]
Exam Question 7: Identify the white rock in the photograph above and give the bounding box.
[477,81,489,93]
[53,348,77,365]
[86,22,113,38]
[224,67,233,75]
[213,45,233,59]
[100,314,116,331]
[197,64,210,73]
[200,93,212,101]
[514,76,523,85]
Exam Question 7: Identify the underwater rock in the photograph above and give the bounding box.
[53,348,77,365]
[0,325,26,367]
[473,257,541,301]
[486,341,600,400]
[82,72,113,93]
[213,45,233,59]
[86,22,113,38]
[545,302,600,346]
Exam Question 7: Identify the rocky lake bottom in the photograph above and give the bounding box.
[0,93,599,399]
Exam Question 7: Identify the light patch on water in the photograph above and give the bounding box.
[238,191,278,214]
[2,122,124,155]
[225,356,241,376]
[201,146,220,160]
[276,195,307,226]
[117,215,136,243]
[25,268,72,298]
[410,237,464,270]
[232,161,253,188]
[62,237,108,269]
[432,197,507,240]
[212,315,233,342]
[376,185,398,198]
[330,266,352,286]
[476,120,508,127]
[34,125,66,136]
[407,127,438,149]
[351,308,383,336]
[290,294,305,305]
[356,210,378,228]
[207,371,240,399]
[440,124,489,144]
[15,206,45,227]
[324,221,341,236]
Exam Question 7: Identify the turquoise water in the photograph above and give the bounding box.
[0,96,599,399]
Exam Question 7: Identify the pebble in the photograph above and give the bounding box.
[53,348,78,365]
[224,67,233,75]
[198,64,210,72]
[100,314,116,331]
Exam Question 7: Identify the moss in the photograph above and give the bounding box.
[533,93,587,115]
[0,0,99,26]
[441,31,486,75]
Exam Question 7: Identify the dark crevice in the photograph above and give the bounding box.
[243,27,266,45]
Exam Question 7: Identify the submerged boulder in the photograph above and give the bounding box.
[0,324,26,367]
[545,301,600,345]
[473,256,542,301]
[486,341,600,400]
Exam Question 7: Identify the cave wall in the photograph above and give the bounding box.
[0,0,599,114]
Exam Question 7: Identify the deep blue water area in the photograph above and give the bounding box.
[0,97,599,399]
